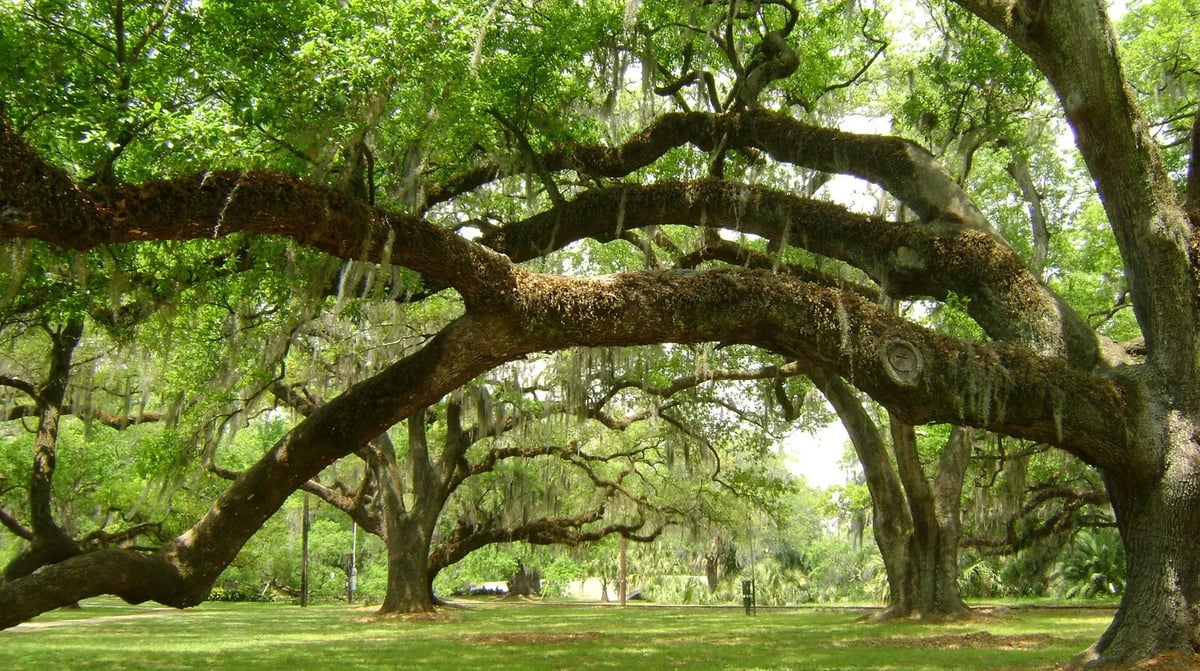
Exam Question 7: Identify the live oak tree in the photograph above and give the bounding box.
[1,0,1199,668]
[245,377,669,615]
[233,347,799,614]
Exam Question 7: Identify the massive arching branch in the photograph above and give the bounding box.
[0,258,1137,627]
[2,109,1101,368]
[952,0,1198,399]
[482,179,1101,366]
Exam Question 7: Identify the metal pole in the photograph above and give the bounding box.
[300,493,310,608]
[618,535,628,607]
[348,520,357,604]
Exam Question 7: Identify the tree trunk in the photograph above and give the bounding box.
[375,414,447,615]
[705,553,720,593]
[509,563,541,597]
[810,370,913,617]
[886,420,970,621]
[813,370,969,621]
[4,318,86,584]
[1078,429,1200,666]
[378,515,436,615]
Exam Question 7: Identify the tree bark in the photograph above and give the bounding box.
[1077,427,1200,666]
[704,552,720,593]
[373,414,445,615]
[378,515,437,615]
[950,3,1200,664]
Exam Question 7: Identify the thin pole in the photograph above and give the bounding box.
[348,520,357,604]
[300,494,310,608]
[619,535,628,607]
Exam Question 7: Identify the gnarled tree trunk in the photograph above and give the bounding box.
[1079,418,1200,665]
[812,369,969,620]
[889,420,971,621]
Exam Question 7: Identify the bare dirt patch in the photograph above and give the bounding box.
[1125,652,1200,670]
[357,610,462,624]
[854,630,1057,651]
[459,631,607,646]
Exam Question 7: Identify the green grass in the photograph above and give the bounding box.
[0,599,1113,670]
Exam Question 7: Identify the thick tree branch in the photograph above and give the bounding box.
[0,116,514,309]
[426,110,995,232]
[0,549,174,628]
[485,180,1099,365]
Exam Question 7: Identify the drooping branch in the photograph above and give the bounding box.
[962,485,1112,555]
[429,512,662,574]
[0,507,34,541]
[0,375,40,402]
[3,403,166,428]
[208,462,381,536]
[79,521,166,551]
[584,359,805,419]
[676,238,882,302]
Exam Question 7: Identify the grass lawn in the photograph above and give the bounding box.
[0,599,1113,670]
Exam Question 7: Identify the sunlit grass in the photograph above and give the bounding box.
[0,598,1113,670]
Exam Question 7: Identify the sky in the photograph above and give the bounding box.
[780,0,1132,489]
[784,418,854,489]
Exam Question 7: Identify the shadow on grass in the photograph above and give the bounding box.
[0,598,1114,671]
